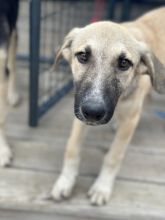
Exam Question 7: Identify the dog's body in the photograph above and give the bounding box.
[52,7,165,205]
[0,0,19,166]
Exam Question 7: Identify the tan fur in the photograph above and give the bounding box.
[64,118,86,160]
[7,30,20,106]
[52,8,165,205]
[0,46,11,166]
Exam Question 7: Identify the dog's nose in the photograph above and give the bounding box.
[81,101,106,121]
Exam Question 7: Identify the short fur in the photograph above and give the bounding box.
[52,8,165,205]
[0,0,20,166]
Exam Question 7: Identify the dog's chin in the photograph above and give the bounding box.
[75,112,112,126]
[84,120,109,126]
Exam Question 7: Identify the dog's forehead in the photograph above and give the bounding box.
[72,22,138,54]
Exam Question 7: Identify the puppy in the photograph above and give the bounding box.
[0,0,19,166]
[52,7,165,205]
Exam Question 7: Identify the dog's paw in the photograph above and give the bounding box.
[88,178,113,206]
[8,92,21,107]
[51,174,75,201]
[0,146,12,167]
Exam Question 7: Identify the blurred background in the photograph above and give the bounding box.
[1,1,165,219]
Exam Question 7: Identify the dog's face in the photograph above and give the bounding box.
[57,22,165,125]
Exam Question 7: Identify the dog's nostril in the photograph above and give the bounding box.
[81,101,106,121]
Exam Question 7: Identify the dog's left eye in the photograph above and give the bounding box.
[75,52,90,64]
[118,57,132,71]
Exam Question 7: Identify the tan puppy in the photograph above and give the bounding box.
[52,7,165,205]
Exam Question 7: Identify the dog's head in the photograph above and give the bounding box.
[56,21,165,125]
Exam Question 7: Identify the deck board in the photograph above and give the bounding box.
[0,167,165,219]
[7,139,165,184]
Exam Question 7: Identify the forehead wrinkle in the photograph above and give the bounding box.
[73,44,91,54]
[110,43,132,59]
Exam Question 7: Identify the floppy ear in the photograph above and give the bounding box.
[138,43,165,94]
[55,28,81,66]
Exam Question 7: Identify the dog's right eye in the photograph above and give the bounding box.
[75,51,90,64]
[117,54,133,71]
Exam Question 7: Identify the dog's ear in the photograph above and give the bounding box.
[55,28,81,66]
[137,43,165,94]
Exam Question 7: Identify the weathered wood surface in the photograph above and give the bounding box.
[0,83,164,220]
[8,139,165,184]
[0,166,165,220]
[0,62,164,219]
[0,209,90,220]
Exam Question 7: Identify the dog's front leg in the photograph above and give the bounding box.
[88,110,141,206]
[7,30,20,107]
[0,48,12,166]
[52,118,87,201]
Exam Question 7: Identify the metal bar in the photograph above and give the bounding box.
[17,54,55,64]
[121,0,132,21]
[106,0,118,20]
[16,54,29,61]
[29,0,41,127]
[38,80,73,118]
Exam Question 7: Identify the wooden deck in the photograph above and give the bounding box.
[0,63,164,220]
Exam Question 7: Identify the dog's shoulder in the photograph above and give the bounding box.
[137,7,165,24]
[122,7,165,41]
[122,7,165,66]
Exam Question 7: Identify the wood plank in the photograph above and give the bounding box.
[0,168,165,219]
[0,209,88,220]
[6,115,165,154]
[10,140,102,175]
[8,139,165,184]
[0,209,162,220]
[6,94,165,155]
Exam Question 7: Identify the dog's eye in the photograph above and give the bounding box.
[75,51,90,64]
[118,57,132,71]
